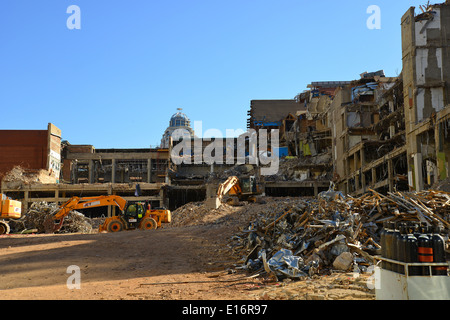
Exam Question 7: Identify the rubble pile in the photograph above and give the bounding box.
[169,202,208,227]
[228,189,450,280]
[169,202,240,227]
[58,211,94,234]
[1,166,56,189]
[170,197,308,228]
[9,202,94,234]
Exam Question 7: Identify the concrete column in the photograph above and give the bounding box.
[372,168,376,187]
[107,185,112,217]
[360,148,365,169]
[71,161,77,184]
[147,159,152,183]
[206,183,216,199]
[361,171,366,193]
[205,183,220,209]
[111,159,116,183]
[88,160,94,184]
[388,159,394,192]
[159,189,164,208]
[355,173,360,192]
[413,153,424,191]
[24,191,29,212]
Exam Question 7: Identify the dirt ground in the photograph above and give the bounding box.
[0,212,375,301]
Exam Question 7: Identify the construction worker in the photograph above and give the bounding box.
[137,203,144,219]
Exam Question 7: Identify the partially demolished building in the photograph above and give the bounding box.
[247,99,331,196]
[61,143,169,185]
[402,3,450,191]
[250,2,450,196]
[330,73,408,195]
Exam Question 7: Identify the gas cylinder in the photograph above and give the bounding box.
[431,225,448,276]
[404,224,420,276]
[417,226,433,276]
[380,221,387,256]
[380,222,388,269]
[396,224,408,275]
[384,222,395,271]
[391,222,401,273]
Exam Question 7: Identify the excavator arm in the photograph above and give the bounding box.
[50,195,128,233]
[216,176,241,202]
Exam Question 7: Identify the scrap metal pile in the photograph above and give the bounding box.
[9,202,94,234]
[228,189,450,280]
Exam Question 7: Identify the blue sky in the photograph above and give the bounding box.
[0,0,428,148]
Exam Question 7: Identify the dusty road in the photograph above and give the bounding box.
[0,224,256,300]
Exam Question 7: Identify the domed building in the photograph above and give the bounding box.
[160,108,195,148]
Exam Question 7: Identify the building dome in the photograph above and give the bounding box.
[170,110,191,128]
[160,108,195,148]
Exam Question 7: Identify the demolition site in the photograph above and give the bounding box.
[0,2,450,301]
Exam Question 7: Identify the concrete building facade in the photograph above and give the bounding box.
[0,123,61,183]
[401,3,450,190]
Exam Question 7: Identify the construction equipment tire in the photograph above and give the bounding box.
[140,218,157,230]
[0,221,10,235]
[107,220,124,233]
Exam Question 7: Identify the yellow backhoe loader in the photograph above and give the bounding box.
[49,195,171,233]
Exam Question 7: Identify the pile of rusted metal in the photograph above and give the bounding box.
[228,189,450,280]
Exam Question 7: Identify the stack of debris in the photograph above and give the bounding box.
[169,201,241,227]
[169,202,209,227]
[9,202,94,234]
[229,189,450,280]
[1,166,56,189]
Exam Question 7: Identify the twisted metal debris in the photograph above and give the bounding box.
[228,189,450,280]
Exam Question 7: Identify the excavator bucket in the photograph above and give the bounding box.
[43,216,65,234]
